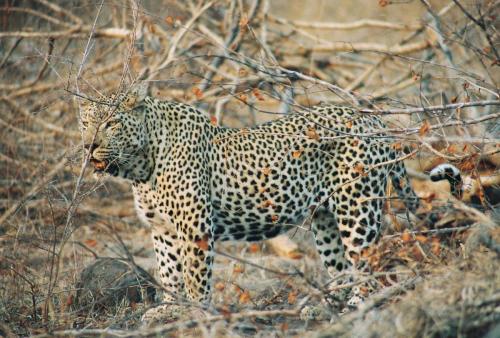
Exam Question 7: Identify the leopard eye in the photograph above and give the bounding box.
[104,119,119,129]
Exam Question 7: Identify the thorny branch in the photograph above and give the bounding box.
[1,0,499,335]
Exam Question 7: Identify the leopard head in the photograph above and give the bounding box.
[79,84,150,179]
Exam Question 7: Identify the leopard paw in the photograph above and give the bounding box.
[141,304,206,326]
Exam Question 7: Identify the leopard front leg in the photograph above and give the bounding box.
[142,228,190,324]
[142,194,214,324]
[176,198,214,303]
[152,228,184,301]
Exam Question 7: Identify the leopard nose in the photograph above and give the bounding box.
[84,143,98,152]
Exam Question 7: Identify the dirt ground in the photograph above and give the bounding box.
[0,0,499,337]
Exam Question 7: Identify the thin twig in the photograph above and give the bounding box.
[359,100,500,115]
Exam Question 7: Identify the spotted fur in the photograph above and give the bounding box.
[80,88,419,305]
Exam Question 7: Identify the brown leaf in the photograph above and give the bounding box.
[85,239,97,247]
[210,116,218,126]
[262,199,274,208]
[165,16,174,25]
[415,235,428,244]
[239,16,249,29]
[249,243,260,253]
[238,69,248,77]
[239,290,251,304]
[239,93,247,104]
[401,231,412,243]
[292,149,302,159]
[419,120,430,136]
[288,251,303,259]
[65,295,74,307]
[459,157,476,171]
[192,87,203,99]
[148,23,156,34]
[261,167,271,176]
[287,290,298,304]
[392,142,403,151]
[411,245,425,261]
[354,163,365,174]
[306,127,320,141]
[195,234,210,251]
[252,88,264,101]
[423,192,436,203]
[214,282,225,291]
[233,264,245,274]
[431,237,441,256]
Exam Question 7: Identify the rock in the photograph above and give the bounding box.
[74,258,156,314]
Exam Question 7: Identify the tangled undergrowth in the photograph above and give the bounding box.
[1,0,499,337]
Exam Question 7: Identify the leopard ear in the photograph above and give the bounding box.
[124,82,149,109]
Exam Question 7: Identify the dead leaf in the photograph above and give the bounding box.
[214,282,225,291]
[306,127,320,141]
[288,251,303,259]
[392,142,403,151]
[292,149,302,159]
[148,23,156,34]
[165,16,174,25]
[411,245,425,261]
[287,290,298,304]
[233,264,245,274]
[252,88,264,101]
[239,93,247,104]
[262,200,274,208]
[415,235,428,244]
[239,16,249,29]
[431,237,441,256]
[195,234,210,251]
[354,163,365,174]
[239,290,251,304]
[261,167,271,176]
[191,87,203,99]
[85,239,97,247]
[459,157,477,171]
[249,243,260,253]
[423,193,436,203]
[210,116,217,126]
[401,231,412,243]
[419,120,430,136]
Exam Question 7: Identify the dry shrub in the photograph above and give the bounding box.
[0,0,498,336]
[317,225,500,338]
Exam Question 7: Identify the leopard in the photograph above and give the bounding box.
[79,85,420,319]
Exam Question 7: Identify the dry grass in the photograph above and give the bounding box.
[0,0,499,337]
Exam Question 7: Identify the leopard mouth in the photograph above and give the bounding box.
[90,158,108,172]
[89,158,119,175]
